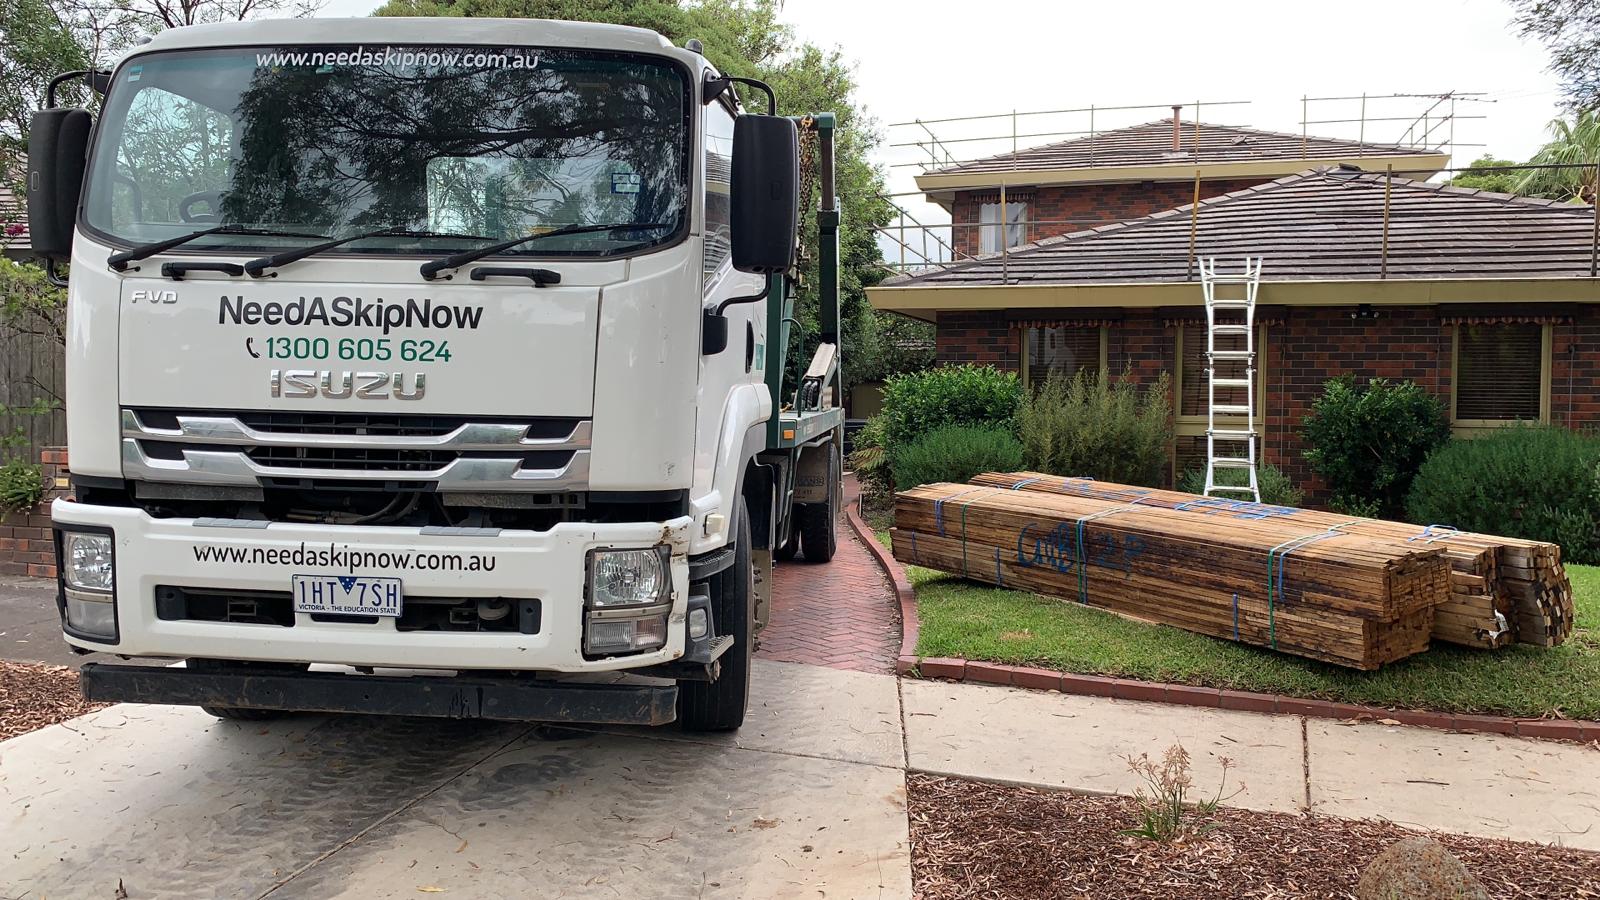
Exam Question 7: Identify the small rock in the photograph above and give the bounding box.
[1357,837,1489,900]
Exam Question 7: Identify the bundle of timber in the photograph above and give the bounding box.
[893,483,1450,670]
[969,472,1573,650]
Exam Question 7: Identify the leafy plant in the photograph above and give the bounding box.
[1016,368,1173,488]
[1122,744,1240,842]
[1301,377,1450,519]
[890,424,1024,491]
[847,415,892,500]
[0,458,46,513]
[1514,110,1600,202]
[1406,425,1600,564]
[878,364,1022,450]
[1176,463,1304,508]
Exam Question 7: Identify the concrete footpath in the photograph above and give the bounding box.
[3,664,1598,899]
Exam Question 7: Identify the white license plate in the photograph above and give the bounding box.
[292,574,403,618]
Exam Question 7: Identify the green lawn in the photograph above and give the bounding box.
[899,531,1600,720]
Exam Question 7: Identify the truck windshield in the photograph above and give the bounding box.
[83,46,689,259]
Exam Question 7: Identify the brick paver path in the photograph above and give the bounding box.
[760,476,902,674]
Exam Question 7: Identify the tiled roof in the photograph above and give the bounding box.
[0,183,28,252]
[886,169,1599,288]
[926,120,1444,178]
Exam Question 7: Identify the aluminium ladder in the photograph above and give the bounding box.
[1199,257,1263,503]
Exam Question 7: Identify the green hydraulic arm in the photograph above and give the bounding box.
[766,112,843,451]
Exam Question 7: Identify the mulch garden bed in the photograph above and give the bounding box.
[909,773,1600,899]
[0,659,107,740]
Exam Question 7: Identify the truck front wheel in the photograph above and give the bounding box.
[677,504,753,732]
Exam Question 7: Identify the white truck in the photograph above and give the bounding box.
[24,17,846,732]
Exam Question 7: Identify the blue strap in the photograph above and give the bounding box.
[1265,521,1361,649]
[910,531,919,565]
[994,547,1004,587]
[1008,476,1044,490]
[933,487,986,536]
[1231,592,1240,641]
[1408,524,1461,544]
[1070,501,1147,604]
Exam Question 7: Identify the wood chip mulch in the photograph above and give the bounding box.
[908,773,1600,900]
[0,659,108,740]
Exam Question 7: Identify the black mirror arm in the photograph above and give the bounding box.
[714,285,770,317]
[47,69,111,107]
[44,260,68,287]
[704,75,777,116]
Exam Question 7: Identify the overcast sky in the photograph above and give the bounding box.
[317,0,1565,257]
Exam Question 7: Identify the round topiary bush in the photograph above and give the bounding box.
[878,364,1022,450]
[1405,425,1600,563]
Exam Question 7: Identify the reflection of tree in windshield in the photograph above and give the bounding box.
[221,49,686,250]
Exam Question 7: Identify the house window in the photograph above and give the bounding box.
[1173,323,1267,478]
[1453,323,1548,424]
[979,200,1026,254]
[1022,325,1104,387]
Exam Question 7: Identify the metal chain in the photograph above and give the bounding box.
[795,116,819,270]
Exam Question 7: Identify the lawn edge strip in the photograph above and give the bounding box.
[838,503,1596,744]
[845,495,920,670]
[919,656,1599,743]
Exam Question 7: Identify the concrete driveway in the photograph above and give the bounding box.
[0,660,910,900]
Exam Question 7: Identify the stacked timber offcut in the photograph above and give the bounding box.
[969,472,1573,650]
[893,483,1451,670]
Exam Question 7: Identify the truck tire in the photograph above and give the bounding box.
[797,445,840,563]
[678,504,753,732]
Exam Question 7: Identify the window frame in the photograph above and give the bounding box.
[1019,324,1107,388]
[978,199,1027,254]
[1449,322,1552,434]
[1172,322,1268,481]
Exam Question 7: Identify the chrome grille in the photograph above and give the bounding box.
[121,409,590,491]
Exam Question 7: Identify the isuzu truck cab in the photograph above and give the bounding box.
[25,17,846,732]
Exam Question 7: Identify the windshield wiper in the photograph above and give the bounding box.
[244,228,498,277]
[107,225,329,272]
[419,221,675,281]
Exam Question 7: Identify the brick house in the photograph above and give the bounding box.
[870,168,1600,495]
[916,115,1448,258]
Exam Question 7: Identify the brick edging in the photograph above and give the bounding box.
[911,657,1599,743]
[843,495,920,660]
[839,507,1596,745]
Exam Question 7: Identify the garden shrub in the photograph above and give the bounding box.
[1405,425,1600,563]
[0,458,46,513]
[878,364,1021,450]
[847,415,892,500]
[1016,369,1173,488]
[890,424,1024,491]
[1176,463,1304,508]
[1301,376,1450,518]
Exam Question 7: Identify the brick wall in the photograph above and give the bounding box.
[951,178,1265,256]
[933,305,1600,503]
[0,447,68,578]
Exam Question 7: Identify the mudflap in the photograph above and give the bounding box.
[79,663,678,726]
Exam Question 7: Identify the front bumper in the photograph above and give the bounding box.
[80,663,679,725]
[52,498,696,672]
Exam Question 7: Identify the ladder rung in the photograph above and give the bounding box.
[1210,458,1254,469]
[1205,274,1258,283]
[1208,485,1259,496]
[1212,404,1252,415]
[1208,429,1256,439]
[1208,350,1255,360]
[1211,325,1251,335]
[1211,377,1251,388]
[1208,300,1252,309]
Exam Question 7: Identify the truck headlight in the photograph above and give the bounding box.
[63,532,115,593]
[586,547,669,608]
[583,546,671,656]
[65,590,118,639]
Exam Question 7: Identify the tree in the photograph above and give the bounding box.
[1446,155,1520,194]
[1515,110,1600,202]
[372,0,925,393]
[1510,0,1600,113]
[0,0,89,201]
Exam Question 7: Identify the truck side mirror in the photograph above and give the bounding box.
[731,115,799,275]
[26,107,94,263]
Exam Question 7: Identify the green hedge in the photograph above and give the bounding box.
[891,424,1025,491]
[1016,369,1172,487]
[878,364,1021,450]
[1406,425,1600,563]
[1301,376,1450,518]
